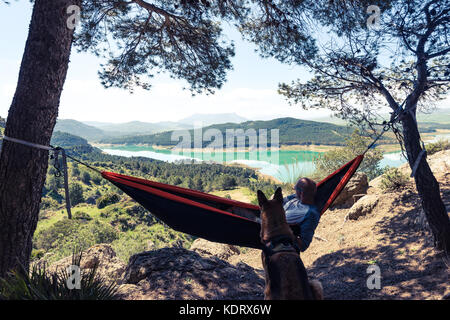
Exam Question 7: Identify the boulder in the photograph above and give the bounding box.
[47,244,126,282]
[347,194,379,220]
[332,172,368,207]
[189,238,240,260]
[118,247,264,300]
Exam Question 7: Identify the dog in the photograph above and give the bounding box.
[258,187,323,300]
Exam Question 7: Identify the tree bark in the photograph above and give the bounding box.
[401,107,450,255]
[0,0,81,277]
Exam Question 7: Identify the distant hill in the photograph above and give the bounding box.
[416,109,450,124]
[178,113,247,126]
[55,119,106,141]
[100,117,358,147]
[50,131,100,154]
[308,108,450,129]
[85,120,190,135]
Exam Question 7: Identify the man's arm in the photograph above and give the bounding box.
[297,207,320,252]
[283,193,297,205]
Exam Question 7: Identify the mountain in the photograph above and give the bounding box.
[85,120,189,135]
[100,117,359,147]
[55,119,106,141]
[178,113,247,126]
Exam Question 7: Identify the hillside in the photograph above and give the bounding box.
[85,120,190,135]
[100,117,363,147]
[33,132,277,265]
[229,150,450,299]
[45,150,449,300]
[55,119,107,141]
[178,113,247,126]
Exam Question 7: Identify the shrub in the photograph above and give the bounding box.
[380,167,409,191]
[33,219,119,263]
[215,174,237,190]
[69,183,84,206]
[91,173,102,185]
[73,211,92,221]
[81,171,91,184]
[40,197,59,210]
[30,249,45,261]
[425,139,450,155]
[96,193,120,209]
[0,253,118,300]
[314,129,383,181]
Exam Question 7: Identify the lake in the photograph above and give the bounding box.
[101,145,408,183]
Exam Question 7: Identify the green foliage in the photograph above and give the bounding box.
[73,211,92,221]
[81,171,91,185]
[96,193,121,209]
[40,197,59,210]
[314,129,383,180]
[425,139,450,156]
[111,225,194,263]
[33,219,118,263]
[100,118,355,146]
[214,174,237,190]
[0,254,118,300]
[30,249,45,261]
[69,183,84,206]
[76,1,249,93]
[380,167,409,191]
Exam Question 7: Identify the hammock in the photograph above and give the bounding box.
[102,155,364,249]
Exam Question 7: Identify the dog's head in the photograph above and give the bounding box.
[257,187,290,243]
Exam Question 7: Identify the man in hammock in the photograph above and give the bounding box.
[283,177,320,252]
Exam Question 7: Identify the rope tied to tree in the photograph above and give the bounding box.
[0,134,102,219]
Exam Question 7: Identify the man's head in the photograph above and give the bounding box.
[294,177,317,205]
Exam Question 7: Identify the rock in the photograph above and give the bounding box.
[47,244,126,282]
[347,195,379,220]
[332,172,368,207]
[119,247,264,300]
[190,238,240,260]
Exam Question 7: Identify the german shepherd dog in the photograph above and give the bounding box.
[258,187,323,300]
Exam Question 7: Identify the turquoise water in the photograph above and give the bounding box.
[102,145,319,183]
[101,145,408,183]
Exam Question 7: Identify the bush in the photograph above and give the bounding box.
[215,174,237,190]
[73,211,92,221]
[425,139,450,155]
[33,219,119,263]
[91,173,102,185]
[314,129,383,181]
[0,253,118,300]
[69,183,84,206]
[81,171,91,185]
[30,249,45,261]
[380,167,409,191]
[96,193,120,209]
[40,197,59,210]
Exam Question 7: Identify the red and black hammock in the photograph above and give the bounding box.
[102,155,363,249]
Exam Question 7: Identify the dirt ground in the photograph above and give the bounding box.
[228,150,450,300]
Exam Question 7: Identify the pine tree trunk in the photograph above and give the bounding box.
[0,0,81,277]
[401,108,450,255]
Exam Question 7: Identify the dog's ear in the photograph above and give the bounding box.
[257,190,268,207]
[273,187,283,204]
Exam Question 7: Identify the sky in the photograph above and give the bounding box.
[1,1,449,124]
